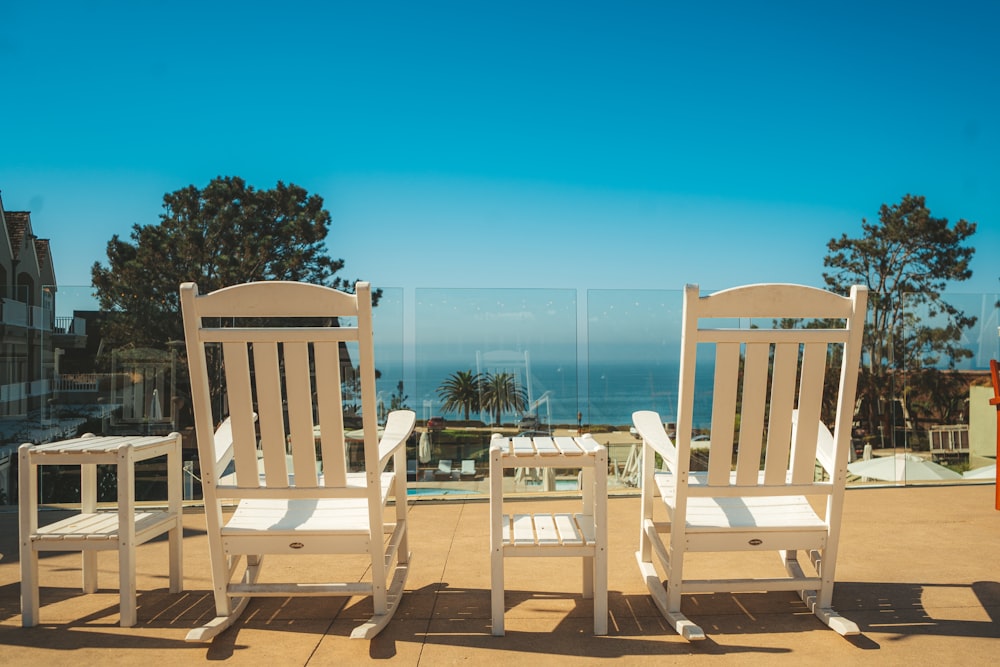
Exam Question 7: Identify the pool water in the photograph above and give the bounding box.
[524,479,580,491]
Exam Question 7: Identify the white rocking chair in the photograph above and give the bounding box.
[634,283,867,640]
[180,280,415,641]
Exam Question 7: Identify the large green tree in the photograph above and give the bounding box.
[91,176,371,353]
[823,194,977,445]
[436,370,482,420]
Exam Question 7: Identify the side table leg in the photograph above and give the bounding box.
[594,448,608,635]
[491,548,504,636]
[81,462,98,593]
[118,445,138,627]
[489,443,505,636]
[594,545,608,635]
[167,435,183,593]
[581,466,595,599]
[19,445,39,627]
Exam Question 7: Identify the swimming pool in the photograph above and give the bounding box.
[523,479,580,491]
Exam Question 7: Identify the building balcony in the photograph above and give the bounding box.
[51,316,87,349]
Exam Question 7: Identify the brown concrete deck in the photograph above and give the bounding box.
[2,484,998,665]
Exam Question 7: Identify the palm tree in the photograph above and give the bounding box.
[436,370,482,420]
[480,372,527,426]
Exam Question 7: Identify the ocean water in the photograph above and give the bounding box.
[411,360,716,428]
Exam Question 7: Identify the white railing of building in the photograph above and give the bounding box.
[54,374,99,392]
[27,379,50,398]
[53,316,86,335]
[1,299,28,327]
[0,382,29,418]
[29,305,52,331]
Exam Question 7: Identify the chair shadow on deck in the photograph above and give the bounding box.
[0,580,195,651]
[834,580,1000,640]
[0,515,208,629]
[2,577,998,658]
[378,583,796,659]
[393,579,998,658]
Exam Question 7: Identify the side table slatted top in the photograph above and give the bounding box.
[27,434,181,460]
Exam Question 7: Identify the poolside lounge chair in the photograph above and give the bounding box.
[460,459,478,480]
[633,283,867,640]
[180,281,415,641]
[435,459,454,480]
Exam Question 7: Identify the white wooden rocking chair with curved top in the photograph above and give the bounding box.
[180,280,415,642]
[633,283,867,641]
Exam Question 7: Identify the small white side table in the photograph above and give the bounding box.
[489,433,608,636]
[19,433,183,627]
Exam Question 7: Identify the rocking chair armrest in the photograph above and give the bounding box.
[378,409,416,467]
[632,410,678,470]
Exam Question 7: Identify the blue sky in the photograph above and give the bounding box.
[3,1,998,302]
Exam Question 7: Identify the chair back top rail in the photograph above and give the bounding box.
[182,280,360,318]
[691,282,857,319]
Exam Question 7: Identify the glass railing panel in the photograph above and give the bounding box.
[872,290,1000,486]
[344,286,405,475]
[586,289,684,490]
[2,286,102,505]
[413,288,577,496]
[587,289,682,427]
[372,287,405,416]
[5,285,406,505]
[4,285,998,509]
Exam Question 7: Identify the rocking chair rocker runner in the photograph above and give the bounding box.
[633,283,867,640]
[180,281,415,641]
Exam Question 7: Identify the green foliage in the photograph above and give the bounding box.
[431,430,489,446]
[823,194,977,436]
[389,380,410,411]
[435,369,530,425]
[436,370,482,419]
[91,176,373,355]
[480,371,528,426]
[906,368,969,425]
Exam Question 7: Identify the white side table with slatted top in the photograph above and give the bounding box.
[489,433,608,636]
[19,433,183,627]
